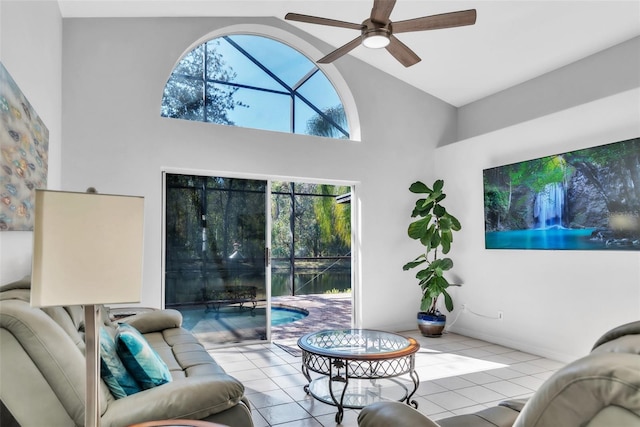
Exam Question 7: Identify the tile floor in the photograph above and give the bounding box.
[211,330,565,427]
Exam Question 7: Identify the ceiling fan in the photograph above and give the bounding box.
[285,0,477,67]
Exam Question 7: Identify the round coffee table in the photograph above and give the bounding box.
[297,329,420,423]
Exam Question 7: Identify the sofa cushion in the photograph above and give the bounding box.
[99,327,141,398]
[116,323,172,390]
[142,329,227,379]
[0,299,92,426]
[43,306,86,352]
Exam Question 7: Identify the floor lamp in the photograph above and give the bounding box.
[30,189,145,427]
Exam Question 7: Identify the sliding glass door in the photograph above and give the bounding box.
[164,173,268,346]
[164,172,355,347]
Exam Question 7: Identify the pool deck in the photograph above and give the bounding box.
[271,293,352,340]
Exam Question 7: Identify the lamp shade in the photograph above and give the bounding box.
[31,190,145,307]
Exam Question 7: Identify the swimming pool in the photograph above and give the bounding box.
[271,305,309,326]
[175,304,309,333]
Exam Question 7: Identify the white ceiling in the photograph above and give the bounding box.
[57,0,640,107]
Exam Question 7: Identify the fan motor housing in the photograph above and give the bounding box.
[361,19,392,48]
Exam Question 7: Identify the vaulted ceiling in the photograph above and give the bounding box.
[57,0,640,107]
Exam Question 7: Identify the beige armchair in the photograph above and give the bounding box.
[358,321,640,427]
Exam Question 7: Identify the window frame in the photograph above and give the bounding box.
[161,24,361,141]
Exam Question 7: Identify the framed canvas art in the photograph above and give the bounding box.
[0,62,49,231]
[483,137,640,250]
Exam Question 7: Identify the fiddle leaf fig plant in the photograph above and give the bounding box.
[403,179,462,314]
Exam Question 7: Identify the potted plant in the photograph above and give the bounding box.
[403,179,462,337]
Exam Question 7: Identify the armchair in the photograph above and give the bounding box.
[358,321,640,427]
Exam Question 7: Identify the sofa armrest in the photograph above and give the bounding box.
[358,399,525,427]
[101,374,245,427]
[120,309,182,333]
[438,406,521,427]
[358,402,441,427]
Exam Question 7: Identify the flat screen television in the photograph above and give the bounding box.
[483,137,640,250]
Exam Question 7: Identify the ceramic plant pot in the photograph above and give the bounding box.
[417,312,446,337]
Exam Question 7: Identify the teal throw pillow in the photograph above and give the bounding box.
[99,327,141,398]
[116,323,172,390]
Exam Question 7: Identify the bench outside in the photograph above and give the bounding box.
[202,286,257,318]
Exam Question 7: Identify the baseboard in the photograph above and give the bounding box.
[447,324,578,363]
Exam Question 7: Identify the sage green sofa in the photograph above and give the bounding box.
[0,276,253,427]
[358,320,640,427]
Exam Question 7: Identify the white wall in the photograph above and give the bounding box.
[61,17,457,328]
[0,0,62,285]
[437,37,640,362]
[458,37,640,141]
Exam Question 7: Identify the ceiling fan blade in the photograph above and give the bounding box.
[317,36,363,64]
[386,36,421,67]
[371,0,397,24]
[285,13,362,31]
[392,9,477,34]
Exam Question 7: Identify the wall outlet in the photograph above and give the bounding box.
[498,311,504,320]
[461,304,467,311]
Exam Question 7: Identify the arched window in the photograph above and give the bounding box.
[162,34,350,139]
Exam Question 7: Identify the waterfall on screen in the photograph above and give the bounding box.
[533,182,566,229]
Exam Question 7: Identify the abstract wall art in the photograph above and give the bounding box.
[483,137,640,250]
[0,62,49,231]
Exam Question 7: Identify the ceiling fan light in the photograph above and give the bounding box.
[362,31,390,49]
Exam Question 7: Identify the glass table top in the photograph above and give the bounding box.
[297,329,419,359]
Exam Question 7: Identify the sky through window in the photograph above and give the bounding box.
[162,34,349,139]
